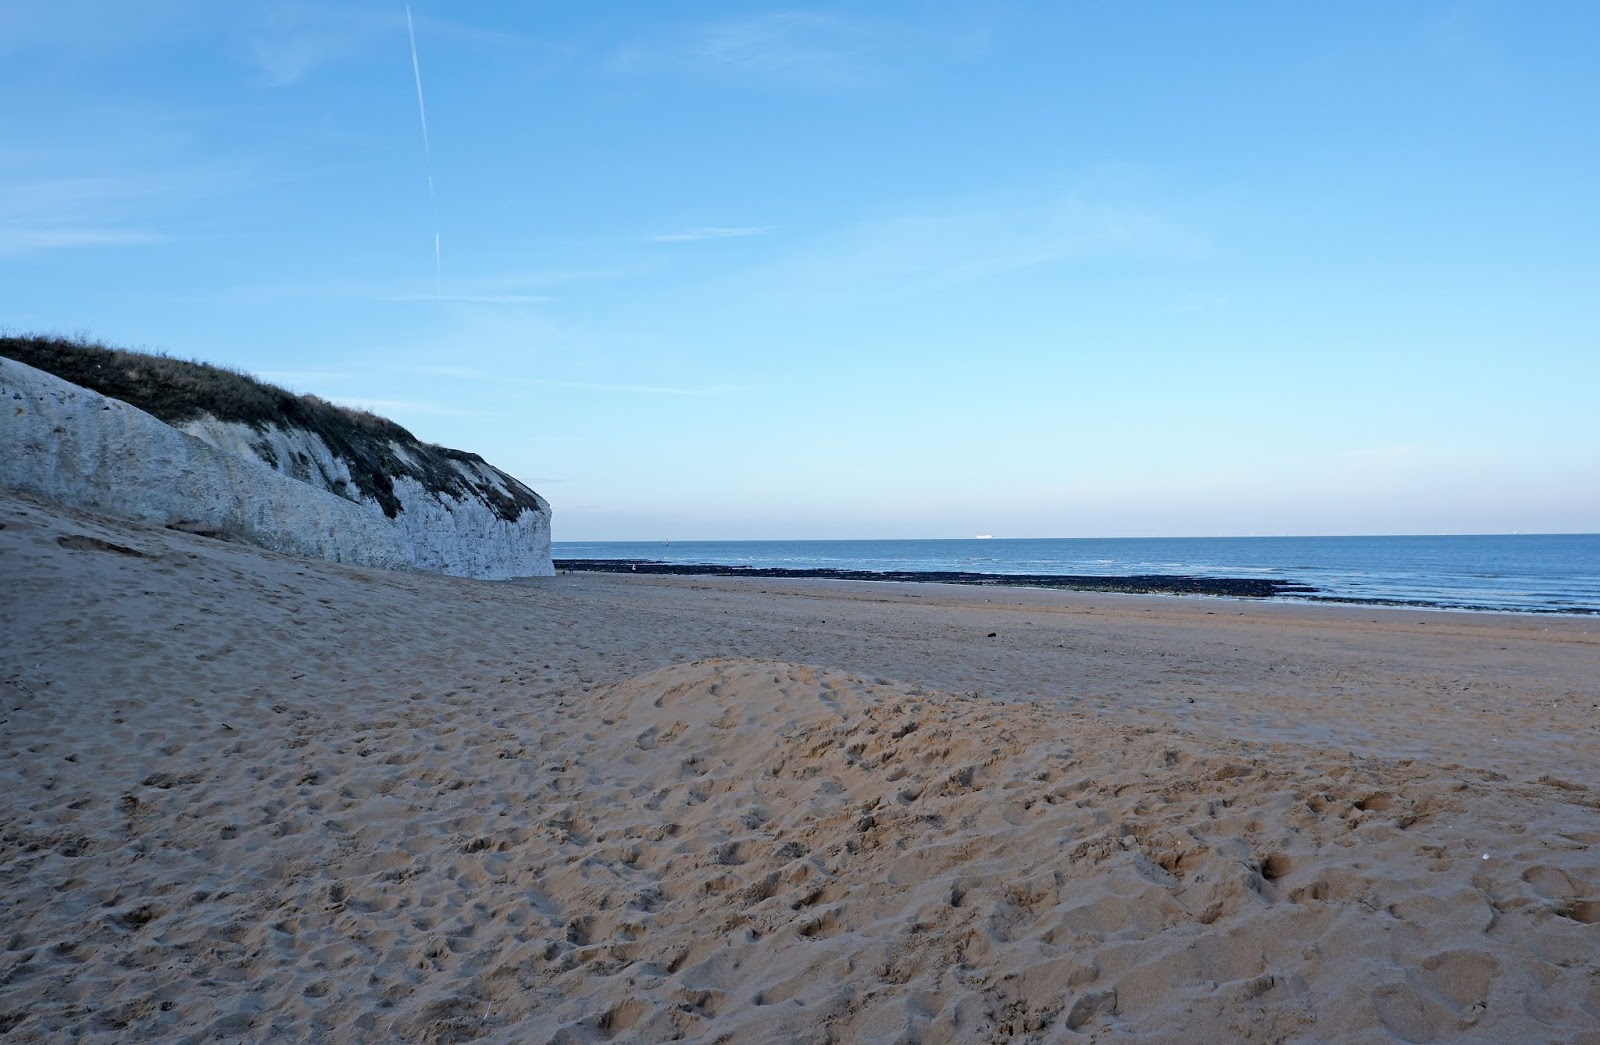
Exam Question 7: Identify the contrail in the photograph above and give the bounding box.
[405,3,440,296]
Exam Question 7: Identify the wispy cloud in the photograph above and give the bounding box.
[267,357,732,400]
[727,189,1209,302]
[190,278,564,306]
[250,35,347,86]
[461,264,639,290]
[0,1,224,57]
[244,3,393,87]
[406,364,493,381]
[243,5,569,88]
[535,378,738,397]
[612,12,881,89]
[241,374,451,417]
[385,293,552,304]
[652,225,775,243]
[0,227,162,256]
[330,397,447,416]
[6,175,141,213]
[695,13,869,83]
[418,12,573,60]
[0,175,174,257]
[255,369,353,386]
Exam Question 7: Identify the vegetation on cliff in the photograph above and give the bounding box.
[1,334,543,523]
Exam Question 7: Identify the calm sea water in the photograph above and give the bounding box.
[553,534,1600,615]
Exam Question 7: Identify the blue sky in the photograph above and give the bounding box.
[4,2,1597,539]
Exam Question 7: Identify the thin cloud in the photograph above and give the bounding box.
[467,264,637,288]
[261,362,731,400]
[0,168,249,258]
[0,1,225,57]
[192,280,558,305]
[0,176,160,256]
[6,175,142,214]
[652,225,774,243]
[246,4,389,86]
[385,293,552,304]
[418,13,572,59]
[0,228,162,255]
[329,397,447,416]
[255,369,353,387]
[613,12,881,90]
[535,378,737,397]
[728,190,1210,302]
[250,35,344,86]
[244,7,569,88]
[405,364,493,381]
[694,12,875,87]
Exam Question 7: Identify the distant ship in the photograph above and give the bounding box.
[974,534,994,540]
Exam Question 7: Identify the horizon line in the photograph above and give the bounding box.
[551,531,1600,543]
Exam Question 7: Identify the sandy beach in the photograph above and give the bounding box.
[2,487,1597,1042]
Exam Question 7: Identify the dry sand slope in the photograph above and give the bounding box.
[1,490,1598,1043]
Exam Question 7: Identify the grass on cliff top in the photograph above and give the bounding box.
[1,333,543,523]
[1,333,407,437]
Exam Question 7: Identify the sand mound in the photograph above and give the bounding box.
[5,657,1597,1042]
[2,492,1597,1042]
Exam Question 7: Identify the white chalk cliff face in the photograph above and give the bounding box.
[0,357,553,579]
[179,417,553,580]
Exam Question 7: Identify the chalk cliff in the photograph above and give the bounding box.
[0,338,553,579]
[173,417,553,579]
[0,357,415,570]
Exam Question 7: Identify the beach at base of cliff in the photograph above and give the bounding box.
[3,487,1598,1043]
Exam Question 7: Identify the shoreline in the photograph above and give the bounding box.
[1287,592,1600,616]
[553,557,1599,616]
[533,570,1600,648]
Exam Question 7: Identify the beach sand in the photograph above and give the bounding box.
[2,488,1597,1042]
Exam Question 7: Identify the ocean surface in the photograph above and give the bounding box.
[553,534,1600,615]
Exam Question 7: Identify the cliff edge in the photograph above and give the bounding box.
[0,337,553,579]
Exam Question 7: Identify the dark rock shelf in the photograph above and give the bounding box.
[553,559,1318,599]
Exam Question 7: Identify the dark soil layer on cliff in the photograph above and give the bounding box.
[554,559,1317,598]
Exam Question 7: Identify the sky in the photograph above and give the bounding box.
[3,2,1597,540]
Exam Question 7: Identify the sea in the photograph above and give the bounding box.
[552,534,1600,616]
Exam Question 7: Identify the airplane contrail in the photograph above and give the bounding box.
[405,3,440,296]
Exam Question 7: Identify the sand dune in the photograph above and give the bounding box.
[2,489,1597,1042]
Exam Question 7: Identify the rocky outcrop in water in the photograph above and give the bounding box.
[0,338,553,579]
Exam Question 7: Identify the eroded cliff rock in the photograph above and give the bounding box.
[178,417,552,579]
[0,357,414,569]
[0,338,553,579]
